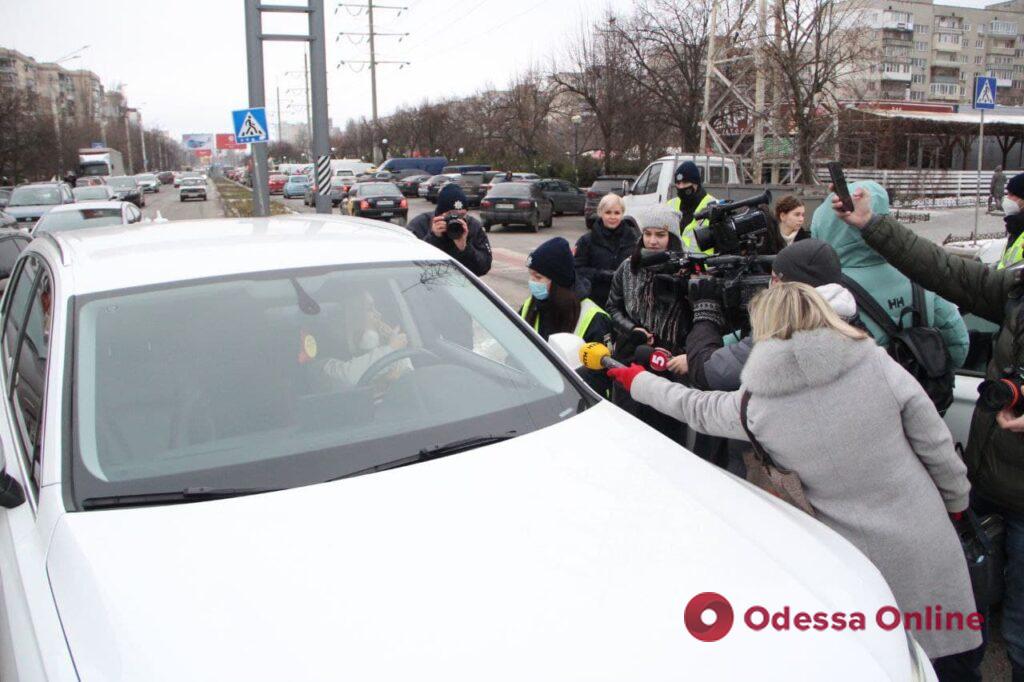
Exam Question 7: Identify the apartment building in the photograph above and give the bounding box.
[858,0,1024,106]
[0,47,107,124]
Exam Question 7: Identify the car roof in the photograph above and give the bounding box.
[46,201,125,213]
[18,182,61,189]
[40,215,439,295]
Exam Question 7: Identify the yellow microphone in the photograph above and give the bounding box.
[579,342,625,371]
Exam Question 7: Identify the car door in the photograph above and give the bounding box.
[625,162,664,211]
[562,181,585,214]
[0,255,72,680]
[533,185,552,221]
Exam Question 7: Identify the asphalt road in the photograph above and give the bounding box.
[141,180,223,222]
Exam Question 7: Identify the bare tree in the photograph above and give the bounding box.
[493,70,557,171]
[762,0,873,181]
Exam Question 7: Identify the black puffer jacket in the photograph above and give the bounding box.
[574,217,641,307]
[407,211,493,276]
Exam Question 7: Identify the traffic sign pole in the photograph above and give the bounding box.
[308,0,332,215]
[244,0,271,218]
[974,108,984,242]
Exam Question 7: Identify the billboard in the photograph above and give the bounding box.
[182,134,214,151]
[216,133,248,150]
[194,149,213,158]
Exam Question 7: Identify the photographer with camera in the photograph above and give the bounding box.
[814,180,967,414]
[407,183,493,277]
[666,161,717,254]
[835,183,1024,678]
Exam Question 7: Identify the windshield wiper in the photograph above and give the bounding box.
[335,432,518,481]
[81,485,282,510]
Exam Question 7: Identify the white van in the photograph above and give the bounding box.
[623,154,740,213]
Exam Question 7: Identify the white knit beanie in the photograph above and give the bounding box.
[630,205,682,239]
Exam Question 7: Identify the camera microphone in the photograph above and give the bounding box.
[634,345,672,373]
[639,249,671,267]
[579,342,626,371]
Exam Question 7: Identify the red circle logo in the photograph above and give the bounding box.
[684,592,734,642]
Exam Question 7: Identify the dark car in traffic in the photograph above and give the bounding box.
[397,174,429,198]
[345,182,408,224]
[422,174,454,204]
[584,175,635,219]
[157,170,175,185]
[107,176,145,208]
[537,179,586,216]
[479,181,554,233]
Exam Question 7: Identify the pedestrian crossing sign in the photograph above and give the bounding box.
[973,76,997,110]
[232,107,269,143]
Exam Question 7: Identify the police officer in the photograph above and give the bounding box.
[999,172,1024,270]
[407,183,493,276]
[665,160,716,255]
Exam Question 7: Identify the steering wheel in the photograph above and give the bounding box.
[357,346,439,387]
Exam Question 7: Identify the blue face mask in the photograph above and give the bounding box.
[528,280,550,301]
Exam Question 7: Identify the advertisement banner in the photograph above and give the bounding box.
[182,134,214,151]
[216,133,247,151]
[194,149,213,158]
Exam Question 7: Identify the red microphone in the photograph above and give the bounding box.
[634,345,672,373]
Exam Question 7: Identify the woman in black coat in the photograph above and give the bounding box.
[574,193,640,308]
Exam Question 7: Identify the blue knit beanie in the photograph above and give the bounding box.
[435,183,469,215]
[526,237,575,288]
[674,161,701,185]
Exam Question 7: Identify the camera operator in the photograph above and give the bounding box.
[835,185,1024,678]
[666,161,717,254]
[407,183,492,277]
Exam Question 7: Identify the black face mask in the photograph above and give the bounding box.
[677,186,696,201]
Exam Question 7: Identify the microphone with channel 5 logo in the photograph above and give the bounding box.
[634,344,672,373]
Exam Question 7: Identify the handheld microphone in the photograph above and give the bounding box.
[579,342,626,371]
[634,345,672,373]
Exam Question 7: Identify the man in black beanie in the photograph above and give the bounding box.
[998,171,1024,270]
[408,183,493,276]
[665,160,717,254]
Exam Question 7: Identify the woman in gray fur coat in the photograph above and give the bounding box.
[608,282,980,665]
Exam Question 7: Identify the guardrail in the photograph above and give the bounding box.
[833,168,1012,207]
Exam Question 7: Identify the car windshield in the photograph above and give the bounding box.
[73,187,111,201]
[108,177,137,189]
[288,176,309,185]
[136,175,157,182]
[181,178,204,187]
[270,175,287,182]
[9,186,61,206]
[70,262,587,505]
[359,183,401,196]
[35,208,122,233]
[487,183,532,198]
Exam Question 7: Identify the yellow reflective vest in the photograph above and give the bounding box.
[520,297,608,339]
[999,232,1024,270]
[666,192,717,255]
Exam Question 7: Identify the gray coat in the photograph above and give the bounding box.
[630,328,980,658]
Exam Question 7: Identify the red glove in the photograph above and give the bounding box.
[607,363,646,392]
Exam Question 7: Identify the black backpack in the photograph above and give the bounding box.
[841,275,955,413]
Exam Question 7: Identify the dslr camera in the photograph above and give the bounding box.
[978,366,1024,415]
[692,190,773,255]
[444,212,467,240]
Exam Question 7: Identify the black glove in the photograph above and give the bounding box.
[690,278,725,328]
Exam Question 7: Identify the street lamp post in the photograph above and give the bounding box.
[571,114,582,186]
[382,138,389,160]
[51,46,89,178]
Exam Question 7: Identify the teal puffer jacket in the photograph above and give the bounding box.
[811,180,968,368]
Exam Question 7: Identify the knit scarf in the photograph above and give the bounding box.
[620,264,688,352]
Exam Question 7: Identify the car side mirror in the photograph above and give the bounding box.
[0,470,25,509]
[548,332,584,369]
[622,181,630,194]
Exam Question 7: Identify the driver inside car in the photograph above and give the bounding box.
[321,291,412,386]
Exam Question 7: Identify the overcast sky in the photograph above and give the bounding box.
[0,0,1003,141]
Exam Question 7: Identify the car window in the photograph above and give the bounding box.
[641,163,663,194]
[35,208,124,233]
[7,261,50,492]
[632,166,653,195]
[9,187,61,207]
[2,257,38,373]
[0,235,29,281]
[959,312,998,376]
[487,183,531,198]
[70,262,587,506]
[126,205,142,223]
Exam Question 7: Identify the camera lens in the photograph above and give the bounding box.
[978,378,1021,412]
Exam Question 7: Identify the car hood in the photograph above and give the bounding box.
[47,402,912,681]
[4,204,53,220]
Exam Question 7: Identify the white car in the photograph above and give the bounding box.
[134,174,161,193]
[179,177,208,202]
[0,215,934,680]
[31,201,144,235]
